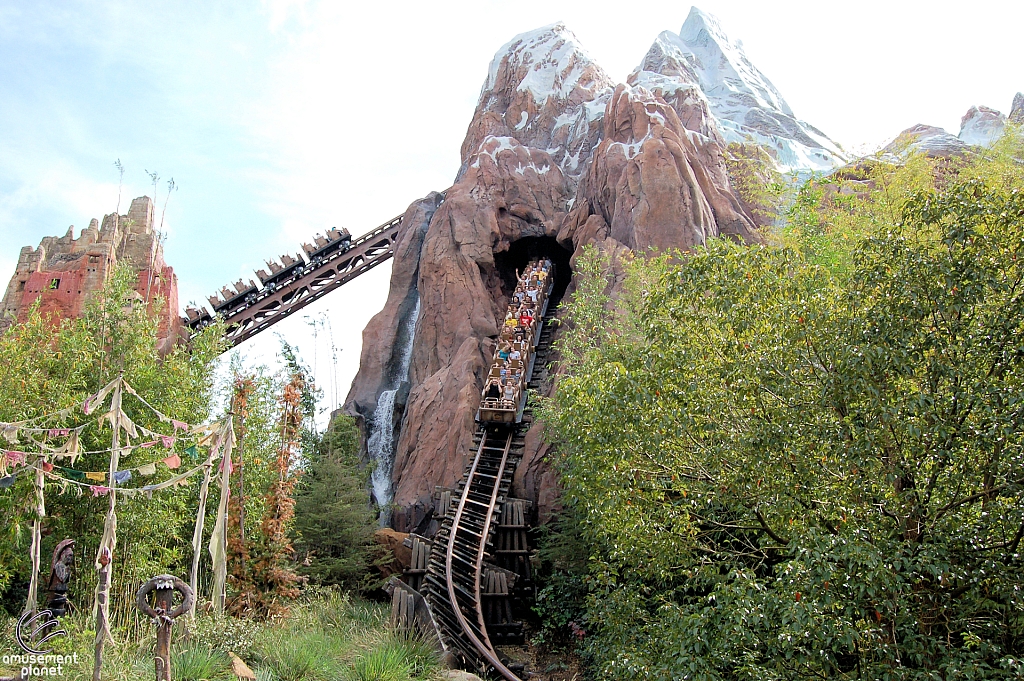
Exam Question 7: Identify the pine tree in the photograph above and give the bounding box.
[293,413,380,591]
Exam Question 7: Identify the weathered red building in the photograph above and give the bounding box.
[0,196,182,352]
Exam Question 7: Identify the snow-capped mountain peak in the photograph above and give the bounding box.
[631,6,846,173]
[481,23,609,107]
[463,22,614,181]
[677,7,794,120]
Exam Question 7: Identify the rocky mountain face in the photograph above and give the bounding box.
[883,93,1022,160]
[344,12,833,532]
[958,106,1006,148]
[628,7,846,173]
[1011,93,1024,124]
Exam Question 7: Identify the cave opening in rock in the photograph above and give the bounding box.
[493,236,573,304]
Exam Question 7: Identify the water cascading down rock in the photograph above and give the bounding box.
[367,298,419,511]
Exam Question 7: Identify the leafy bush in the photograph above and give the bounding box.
[532,571,588,648]
[543,154,1024,678]
[185,612,264,659]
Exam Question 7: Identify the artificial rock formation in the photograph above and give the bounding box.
[0,196,181,352]
[345,15,788,532]
[958,105,1007,148]
[1009,93,1024,125]
[629,7,847,173]
[880,95,1022,162]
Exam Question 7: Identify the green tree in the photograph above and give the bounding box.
[542,165,1024,678]
[293,413,379,591]
[0,265,225,614]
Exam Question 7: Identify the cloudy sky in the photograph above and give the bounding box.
[1,0,1020,421]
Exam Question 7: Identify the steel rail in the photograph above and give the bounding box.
[444,429,522,681]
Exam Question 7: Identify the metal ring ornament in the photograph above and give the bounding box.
[135,574,193,620]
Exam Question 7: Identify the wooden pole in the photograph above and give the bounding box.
[93,378,122,681]
[152,584,173,681]
[188,462,212,616]
[24,465,45,615]
[135,575,193,681]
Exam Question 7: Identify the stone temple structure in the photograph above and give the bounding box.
[0,196,182,352]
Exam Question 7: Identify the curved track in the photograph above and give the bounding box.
[424,302,559,680]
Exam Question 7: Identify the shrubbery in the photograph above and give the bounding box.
[540,132,1024,678]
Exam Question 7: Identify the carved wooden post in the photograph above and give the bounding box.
[136,575,194,681]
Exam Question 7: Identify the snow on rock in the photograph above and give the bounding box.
[1009,93,1024,125]
[881,124,969,159]
[958,105,1006,148]
[627,33,722,144]
[461,22,615,184]
[631,7,846,173]
[560,83,759,255]
[881,99,1016,162]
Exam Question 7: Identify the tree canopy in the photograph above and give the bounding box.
[541,133,1024,679]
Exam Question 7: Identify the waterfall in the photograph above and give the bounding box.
[367,297,420,511]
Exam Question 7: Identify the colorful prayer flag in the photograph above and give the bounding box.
[162,454,181,470]
[0,475,15,489]
[185,445,199,461]
[137,463,157,477]
[60,467,86,481]
[161,435,175,448]
[113,470,132,484]
[90,485,111,497]
[41,461,54,473]
[85,471,106,482]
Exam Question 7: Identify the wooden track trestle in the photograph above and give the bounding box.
[425,426,522,680]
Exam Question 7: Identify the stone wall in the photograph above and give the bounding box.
[0,196,182,351]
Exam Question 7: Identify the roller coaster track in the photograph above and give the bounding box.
[424,303,559,680]
[183,192,445,347]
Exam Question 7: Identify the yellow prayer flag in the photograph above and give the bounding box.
[85,471,106,482]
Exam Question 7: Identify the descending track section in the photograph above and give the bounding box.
[183,192,445,347]
[426,426,522,679]
[423,292,561,680]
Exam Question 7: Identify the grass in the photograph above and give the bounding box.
[0,589,444,681]
[171,645,231,681]
[347,630,442,681]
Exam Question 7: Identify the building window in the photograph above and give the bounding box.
[89,255,99,263]
[16,280,25,291]
[49,278,61,290]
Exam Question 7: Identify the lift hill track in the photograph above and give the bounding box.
[183,193,444,347]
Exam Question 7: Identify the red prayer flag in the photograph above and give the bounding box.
[162,454,181,470]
